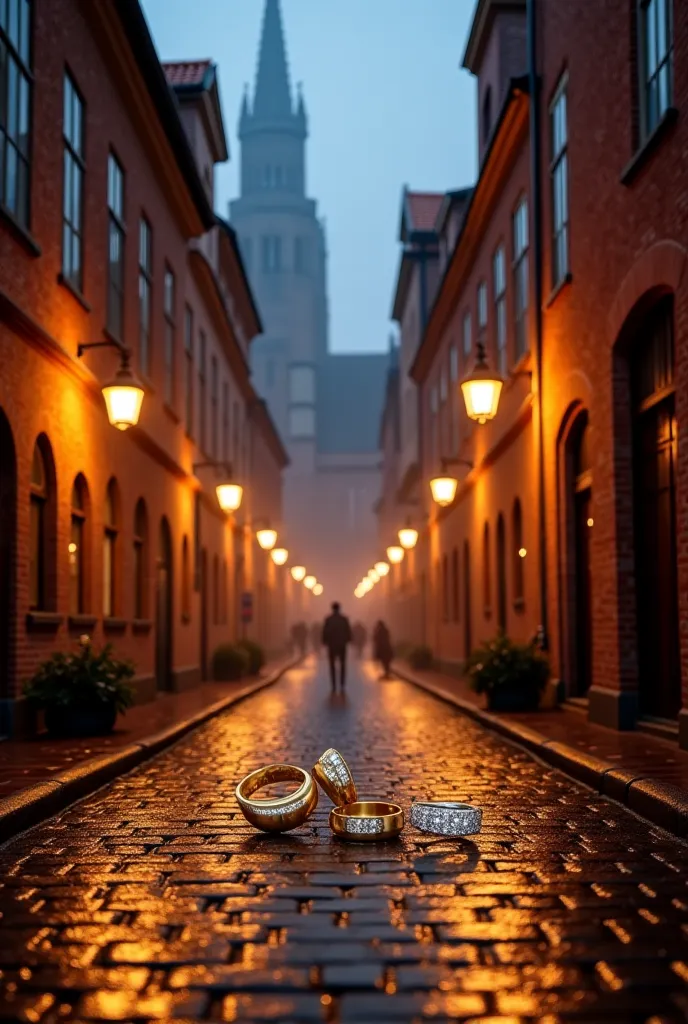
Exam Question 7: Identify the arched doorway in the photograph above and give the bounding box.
[569,412,593,697]
[155,517,173,691]
[496,514,506,633]
[631,297,679,720]
[463,540,471,658]
[0,409,16,715]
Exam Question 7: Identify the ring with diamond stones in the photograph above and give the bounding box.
[312,747,358,805]
[236,764,318,832]
[329,801,404,842]
[410,801,482,837]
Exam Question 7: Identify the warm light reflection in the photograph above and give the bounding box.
[430,475,459,507]
[398,527,418,549]
[271,547,288,566]
[303,575,316,590]
[291,565,306,581]
[256,528,277,550]
[519,547,527,558]
[216,482,243,512]
[374,561,390,577]
[312,583,323,596]
[587,517,594,528]
[386,545,404,564]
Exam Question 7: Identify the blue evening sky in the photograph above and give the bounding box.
[141,1,477,354]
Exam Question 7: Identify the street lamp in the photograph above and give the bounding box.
[77,340,144,430]
[398,526,418,550]
[460,341,503,423]
[194,461,243,513]
[386,545,404,564]
[429,457,474,508]
[374,561,390,577]
[271,547,288,565]
[291,565,306,582]
[304,575,317,590]
[313,583,324,596]
[368,569,380,584]
[256,527,277,551]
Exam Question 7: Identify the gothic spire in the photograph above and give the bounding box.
[253,0,293,120]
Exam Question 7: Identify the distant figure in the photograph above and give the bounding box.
[322,602,353,692]
[291,621,307,658]
[373,620,393,679]
[310,622,322,655]
[352,622,367,658]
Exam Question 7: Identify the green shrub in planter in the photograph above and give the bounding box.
[237,639,266,676]
[394,640,413,659]
[24,637,135,737]
[464,632,549,711]
[212,643,249,681]
[408,645,434,671]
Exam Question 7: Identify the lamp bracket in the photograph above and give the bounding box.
[77,339,128,360]
[193,460,234,477]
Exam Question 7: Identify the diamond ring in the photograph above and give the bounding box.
[330,801,404,842]
[312,747,358,805]
[410,801,482,837]
[236,764,318,832]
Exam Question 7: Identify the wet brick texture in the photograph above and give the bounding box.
[0,657,687,1023]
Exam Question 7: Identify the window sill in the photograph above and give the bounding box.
[132,618,153,635]
[545,272,572,309]
[621,106,678,186]
[68,614,98,632]
[513,597,525,614]
[26,611,63,632]
[0,206,42,257]
[57,273,91,312]
[103,616,127,633]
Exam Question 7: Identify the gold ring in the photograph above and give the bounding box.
[329,801,404,842]
[236,764,318,832]
[312,748,358,805]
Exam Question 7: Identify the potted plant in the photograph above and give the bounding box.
[212,643,250,681]
[24,636,135,737]
[408,645,434,671]
[464,632,549,712]
[236,638,265,675]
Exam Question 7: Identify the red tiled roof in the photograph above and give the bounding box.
[407,191,444,232]
[162,60,212,88]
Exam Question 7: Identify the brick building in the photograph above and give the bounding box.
[378,0,688,747]
[0,0,288,735]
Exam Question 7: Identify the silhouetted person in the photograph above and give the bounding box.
[352,622,367,658]
[322,602,353,692]
[291,621,307,658]
[373,620,393,679]
[310,622,322,654]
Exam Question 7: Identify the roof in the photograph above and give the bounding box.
[163,59,212,88]
[406,191,445,234]
[316,353,388,455]
[216,216,263,337]
[163,59,229,164]
[435,187,474,235]
[462,0,526,74]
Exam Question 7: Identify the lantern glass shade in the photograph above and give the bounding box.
[386,545,404,564]
[368,570,380,584]
[430,475,459,507]
[216,482,243,512]
[398,527,418,549]
[291,565,306,581]
[460,344,504,424]
[101,361,144,430]
[256,528,277,550]
[304,575,317,590]
[361,578,372,593]
[374,561,390,577]
[312,583,323,596]
[271,547,288,566]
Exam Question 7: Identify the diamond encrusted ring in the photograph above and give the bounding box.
[410,801,482,837]
[312,748,358,805]
[330,801,404,842]
[236,764,318,833]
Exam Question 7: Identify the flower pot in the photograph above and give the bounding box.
[486,686,540,713]
[44,703,118,738]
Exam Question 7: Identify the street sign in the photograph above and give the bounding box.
[241,591,253,623]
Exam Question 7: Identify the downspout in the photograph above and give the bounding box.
[418,245,429,647]
[528,0,549,649]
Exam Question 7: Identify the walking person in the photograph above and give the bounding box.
[322,602,353,692]
[352,621,367,658]
[373,620,393,680]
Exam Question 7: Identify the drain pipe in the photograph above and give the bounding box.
[528,0,549,650]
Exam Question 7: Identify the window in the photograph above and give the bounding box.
[261,235,281,274]
[513,198,529,360]
[103,478,118,617]
[181,536,190,620]
[482,86,492,147]
[477,281,487,331]
[289,365,315,404]
[29,440,48,610]
[429,383,439,465]
[69,475,88,615]
[512,498,524,606]
[450,343,459,454]
[0,0,31,226]
[462,311,472,359]
[138,218,152,376]
[184,306,194,436]
[639,0,673,138]
[289,406,315,439]
[209,356,218,460]
[294,236,308,273]
[222,381,229,462]
[198,331,207,452]
[550,78,569,287]
[163,267,175,405]
[133,499,147,619]
[483,521,491,616]
[493,246,507,375]
[452,548,460,623]
[62,73,84,291]
[107,154,125,339]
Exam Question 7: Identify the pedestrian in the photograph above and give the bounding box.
[322,601,353,692]
[373,620,393,679]
[352,621,367,658]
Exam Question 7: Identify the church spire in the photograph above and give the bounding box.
[253,0,293,120]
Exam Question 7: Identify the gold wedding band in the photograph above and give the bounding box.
[236,764,318,832]
[312,747,358,805]
[329,801,404,842]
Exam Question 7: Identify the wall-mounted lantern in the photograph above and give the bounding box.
[386,545,404,564]
[460,341,503,423]
[194,461,243,513]
[374,561,390,577]
[77,340,144,430]
[304,575,317,590]
[256,527,278,551]
[271,547,288,565]
[429,457,474,508]
[291,565,306,581]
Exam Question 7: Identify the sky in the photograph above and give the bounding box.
[141,0,478,355]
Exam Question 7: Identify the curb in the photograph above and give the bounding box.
[393,663,688,839]
[0,660,297,845]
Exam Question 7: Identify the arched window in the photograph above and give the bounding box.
[482,86,492,146]
[69,474,88,614]
[451,547,460,622]
[181,536,191,621]
[103,478,119,617]
[512,499,524,607]
[483,522,491,617]
[133,498,148,619]
[496,513,507,632]
[442,554,449,622]
[29,438,52,610]
[213,554,219,625]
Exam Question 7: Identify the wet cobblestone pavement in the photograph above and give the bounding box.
[1,657,687,1023]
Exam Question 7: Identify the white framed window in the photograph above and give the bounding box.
[638,0,673,139]
[163,267,175,405]
[513,198,529,360]
[477,281,487,331]
[107,154,125,339]
[493,246,507,374]
[62,73,85,292]
[289,406,315,439]
[550,77,569,287]
[0,0,32,227]
[450,344,459,455]
[289,364,315,404]
[462,311,472,358]
[138,218,152,376]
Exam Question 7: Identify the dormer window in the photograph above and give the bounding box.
[482,87,492,147]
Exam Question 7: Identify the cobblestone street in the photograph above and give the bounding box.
[1,656,687,1023]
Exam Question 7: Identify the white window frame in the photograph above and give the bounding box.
[638,0,673,140]
[493,245,507,375]
[550,75,569,288]
[512,197,529,360]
